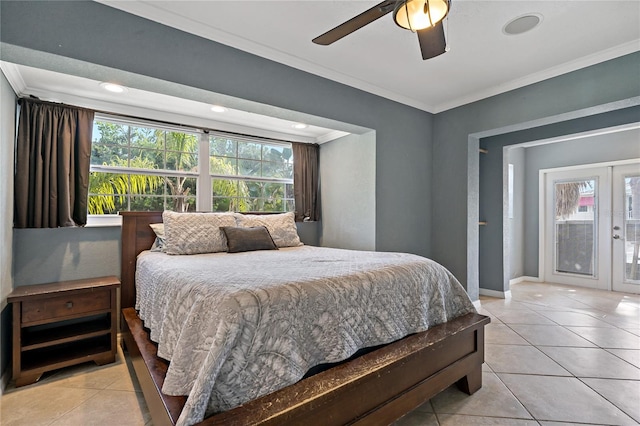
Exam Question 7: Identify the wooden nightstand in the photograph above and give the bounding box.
[8,276,120,386]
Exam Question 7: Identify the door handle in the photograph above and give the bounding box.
[613,234,621,239]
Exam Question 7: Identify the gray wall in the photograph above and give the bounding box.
[12,227,121,287]
[432,53,640,298]
[0,0,434,259]
[320,132,376,250]
[0,68,16,391]
[478,138,509,292]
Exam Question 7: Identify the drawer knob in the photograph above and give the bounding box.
[66,301,73,309]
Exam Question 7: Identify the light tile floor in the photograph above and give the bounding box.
[1,342,151,426]
[396,281,640,426]
[1,281,638,425]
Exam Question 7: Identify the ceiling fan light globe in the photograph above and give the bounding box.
[393,0,449,31]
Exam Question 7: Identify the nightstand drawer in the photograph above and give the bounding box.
[21,290,111,324]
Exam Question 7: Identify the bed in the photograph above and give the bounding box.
[119,211,489,426]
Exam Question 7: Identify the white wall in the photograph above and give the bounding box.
[508,147,526,279]
[0,69,14,307]
[320,131,376,250]
[0,68,16,391]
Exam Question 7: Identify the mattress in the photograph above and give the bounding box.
[135,245,476,425]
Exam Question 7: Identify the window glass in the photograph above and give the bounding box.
[209,137,236,157]
[89,119,199,214]
[208,135,294,213]
[89,118,294,215]
[238,141,262,160]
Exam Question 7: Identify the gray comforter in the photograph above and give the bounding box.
[135,246,476,425]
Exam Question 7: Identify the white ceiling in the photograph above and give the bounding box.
[1,62,349,143]
[99,0,640,113]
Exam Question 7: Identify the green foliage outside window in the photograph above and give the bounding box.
[209,136,293,212]
[89,120,294,215]
[88,157,163,215]
[89,121,199,214]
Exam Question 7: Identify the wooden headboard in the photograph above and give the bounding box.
[120,210,286,309]
[120,211,163,309]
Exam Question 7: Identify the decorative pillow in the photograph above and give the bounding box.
[149,223,165,252]
[221,226,278,253]
[162,211,237,255]
[235,212,302,248]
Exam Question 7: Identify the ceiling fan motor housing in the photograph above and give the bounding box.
[393,0,451,31]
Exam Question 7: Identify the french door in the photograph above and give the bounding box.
[543,162,640,293]
[612,164,640,293]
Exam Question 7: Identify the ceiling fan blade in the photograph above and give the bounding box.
[417,21,446,60]
[313,0,396,45]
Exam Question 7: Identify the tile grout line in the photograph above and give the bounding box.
[495,287,640,425]
[575,376,640,425]
[485,370,538,423]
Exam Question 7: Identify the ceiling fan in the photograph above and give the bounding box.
[313,0,451,60]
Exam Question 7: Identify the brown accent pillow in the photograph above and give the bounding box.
[234,212,302,248]
[221,226,278,253]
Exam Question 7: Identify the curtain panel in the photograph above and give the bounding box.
[292,142,320,222]
[14,99,94,228]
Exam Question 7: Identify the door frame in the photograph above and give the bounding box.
[612,163,640,293]
[539,158,640,290]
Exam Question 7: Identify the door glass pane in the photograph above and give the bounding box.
[554,179,596,276]
[624,175,640,282]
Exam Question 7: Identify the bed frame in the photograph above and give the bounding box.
[119,211,490,426]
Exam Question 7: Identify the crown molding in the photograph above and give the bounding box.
[0,61,27,95]
[432,40,640,113]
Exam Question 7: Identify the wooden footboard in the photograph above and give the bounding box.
[122,308,489,426]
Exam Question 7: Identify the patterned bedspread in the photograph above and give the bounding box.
[135,246,476,425]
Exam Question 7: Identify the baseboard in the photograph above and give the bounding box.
[479,288,512,299]
[509,276,541,285]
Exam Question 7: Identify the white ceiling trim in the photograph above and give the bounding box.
[433,40,640,113]
[1,60,26,95]
[316,129,351,144]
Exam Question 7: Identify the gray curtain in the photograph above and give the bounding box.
[14,99,94,228]
[292,142,320,222]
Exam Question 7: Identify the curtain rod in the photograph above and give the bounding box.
[18,96,309,146]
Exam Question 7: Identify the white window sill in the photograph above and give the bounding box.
[85,215,122,227]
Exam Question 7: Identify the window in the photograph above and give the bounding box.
[209,134,294,212]
[89,116,294,215]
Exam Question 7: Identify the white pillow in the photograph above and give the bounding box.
[235,212,302,248]
[162,211,237,255]
[149,223,165,252]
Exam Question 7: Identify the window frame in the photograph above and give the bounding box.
[88,114,294,223]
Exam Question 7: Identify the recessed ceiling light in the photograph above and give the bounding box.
[210,105,227,113]
[99,82,127,93]
[292,123,308,129]
[503,14,543,35]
